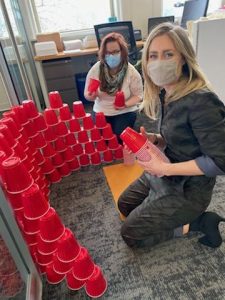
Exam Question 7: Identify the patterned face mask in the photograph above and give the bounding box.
[105,53,121,69]
[147,59,179,86]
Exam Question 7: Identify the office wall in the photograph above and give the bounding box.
[117,0,162,38]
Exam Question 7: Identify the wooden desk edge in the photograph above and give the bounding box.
[34,41,144,62]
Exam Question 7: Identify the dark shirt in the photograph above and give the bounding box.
[160,88,225,176]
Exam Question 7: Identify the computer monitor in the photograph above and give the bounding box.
[94,21,139,64]
[148,16,175,34]
[180,0,209,28]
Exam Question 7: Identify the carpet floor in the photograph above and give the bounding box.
[42,165,225,300]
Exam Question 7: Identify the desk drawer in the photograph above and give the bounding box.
[46,77,75,91]
[43,59,73,79]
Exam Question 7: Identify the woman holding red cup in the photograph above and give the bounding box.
[84,32,143,143]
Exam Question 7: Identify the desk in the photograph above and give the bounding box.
[34,41,144,62]
[34,41,144,107]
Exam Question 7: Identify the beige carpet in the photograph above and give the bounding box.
[103,162,143,219]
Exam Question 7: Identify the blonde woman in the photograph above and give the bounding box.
[118,23,225,249]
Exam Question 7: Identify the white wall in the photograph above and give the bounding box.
[117,0,162,38]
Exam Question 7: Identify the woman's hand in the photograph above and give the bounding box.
[87,91,98,101]
[140,126,157,144]
[114,105,125,110]
[137,149,171,177]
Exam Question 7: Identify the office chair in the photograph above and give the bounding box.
[94,21,140,65]
[180,0,209,28]
[148,16,175,34]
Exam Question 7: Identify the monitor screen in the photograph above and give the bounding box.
[181,0,209,28]
[148,16,175,34]
[97,26,131,48]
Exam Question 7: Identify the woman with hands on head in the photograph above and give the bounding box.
[118,23,225,249]
[84,32,143,143]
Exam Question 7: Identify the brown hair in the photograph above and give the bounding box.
[98,32,128,64]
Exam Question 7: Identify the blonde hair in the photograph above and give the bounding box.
[141,23,211,119]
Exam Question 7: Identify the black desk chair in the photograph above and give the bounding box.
[94,21,141,65]
[180,0,209,28]
[148,16,175,34]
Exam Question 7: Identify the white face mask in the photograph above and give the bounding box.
[147,59,179,87]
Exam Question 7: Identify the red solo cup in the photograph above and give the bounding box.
[23,231,38,245]
[14,207,24,221]
[114,91,125,108]
[83,113,94,130]
[57,163,71,177]
[36,251,53,266]
[46,262,65,284]
[37,234,58,255]
[37,263,46,275]
[44,108,58,126]
[0,150,6,176]
[90,127,101,142]
[88,78,100,93]
[40,158,54,174]
[43,126,57,142]
[39,207,65,242]
[57,228,81,262]
[69,118,81,132]
[114,145,123,160]
[72,144,83,156]
[32,132,47,149]
[23,121,36,138]
[64,132,77,146]
[102,123,114,140]
[73,101,86,119]
[68,157,80,171]
[72,247,95,280]
[42,143,56,158]
[108,134,119,150]
[62,147,74,162]
[54,121,68,137]
[47,169,62,183]
[59,103,71,121]
[6,192,23,210]
[103,149,113,163]
[96,138,107,152]
[1,117,21,139]
[22,100,39,119]
[0,124,16,147]
[22,183,50,219]
[53,252,74,274]
[79,154,90,166]
[51,153,64,167]
[2,157,34,194]
[0,133,13,157]
[54,137,67,152]
[120,127,147,153]
[21,156,34,173]
[12,105,28,125]
[84,141,95,155]
[34,150,45,166]
[90,151,101,165]
[48,91,63,109]
[2,110,22,131]
[95,112,107,128]
[32,113,47,132]
[85,265,107,298]
[66,271,86,290]
[12,142,27,160]
[19,127,29,144]
[77,130,89,143]
[23,216,40,234]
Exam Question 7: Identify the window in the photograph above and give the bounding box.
[33,0,112,33]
